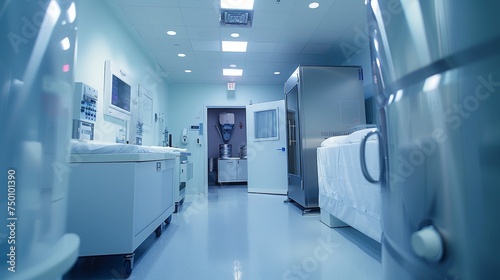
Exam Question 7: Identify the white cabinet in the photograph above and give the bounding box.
[218,158,247,183]
[67,156,175,257]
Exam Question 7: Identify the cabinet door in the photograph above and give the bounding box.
[218,159,237,182]
[237,160,247,180]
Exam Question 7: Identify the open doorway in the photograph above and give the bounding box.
[206,107,247,187]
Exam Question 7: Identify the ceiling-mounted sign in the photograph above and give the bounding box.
[227,82,236,91]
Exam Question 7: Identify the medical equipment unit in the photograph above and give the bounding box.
[0,1,80,279]
[103,60,132,122]
[365,1,500,279]
[146,146,193,213]
[217,112,235,158]
[175,151,193,212]
[72,82,97,140]
[285,66,366,212]
[218,112,235,143]
[66,141,178,278]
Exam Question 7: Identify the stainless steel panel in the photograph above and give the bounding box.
[368,1,500,278]
[285,66,366,209]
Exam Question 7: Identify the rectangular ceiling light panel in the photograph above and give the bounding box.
[222,41,248,52]
[223,68,243,76]
[221,0,254,10]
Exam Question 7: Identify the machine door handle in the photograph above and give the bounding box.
[277,147,285,152]
[360,130,382,183]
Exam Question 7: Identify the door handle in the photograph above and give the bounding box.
[360,130,382,183]
[288,120,296,146]
[277,147,285,152]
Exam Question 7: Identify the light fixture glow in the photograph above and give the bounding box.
[167,30,177,36]
[185,70,192,73]
[309,2,320,9]
[231,33,240,38]
[60,37,71,50]
[423,74,442,92]
[222,41,248,52]
[394,89,404,102]
[178,53,186,57]
[66,2,76,23]
[221,0,254,10]
[229,64,237,68]
[274,71,280,75]
[223,68,243,76]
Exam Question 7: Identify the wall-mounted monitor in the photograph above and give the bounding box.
[104,60,133,121]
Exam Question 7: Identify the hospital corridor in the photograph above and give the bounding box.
[64,185,381,279]
[1,0,500,279]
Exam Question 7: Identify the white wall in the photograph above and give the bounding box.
[168,83,284,194]
[74,0,169,145]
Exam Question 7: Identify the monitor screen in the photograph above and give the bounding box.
[111,74,131,112]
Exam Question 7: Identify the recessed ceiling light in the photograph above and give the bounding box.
[309,2,319,9]
[167,30,176,36]
[230,64,237,68]
[178,53,186,57]
[185,70,192,73]
[223,68,243,76]
[221,0,254,10]
[231,33,240,38]
[222,41,248,52]
[274,71,281,75]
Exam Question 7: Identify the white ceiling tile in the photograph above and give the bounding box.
[143,7,184,25]
[273,43,304,54]
[250,28,282,42]
[248,42,277,53]
[308,29,341,45]
[186,26,221,41]
[152,51,171,60]
[302,44,332,55]
[317,14,358,31]
[135,0,178,6]
[245,52,274,62]
[120,6,149,25]
[194,51,223,62]
[330,0,366,16]
[279,29,313,43]
[254,0,295,13]
[252,12,290,29]
[179,0,216,8]
[221,52,247,61]
[181,7,220,27]
[244,61,270,70]
[297,54,333,65]
[134,24,157,39]
[144,38,168,51]
[114,0,142,5]
[192,41,221,52]
[284,12,324,30]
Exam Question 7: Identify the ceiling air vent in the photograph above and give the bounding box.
[220,10,253,27]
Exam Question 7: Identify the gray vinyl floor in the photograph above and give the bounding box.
[64,185,381,280]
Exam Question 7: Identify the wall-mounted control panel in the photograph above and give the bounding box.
[74,82,98,122]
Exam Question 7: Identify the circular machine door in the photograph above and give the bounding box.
[367,1,500,279]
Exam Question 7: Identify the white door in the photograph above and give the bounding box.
[246,100,288,194]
